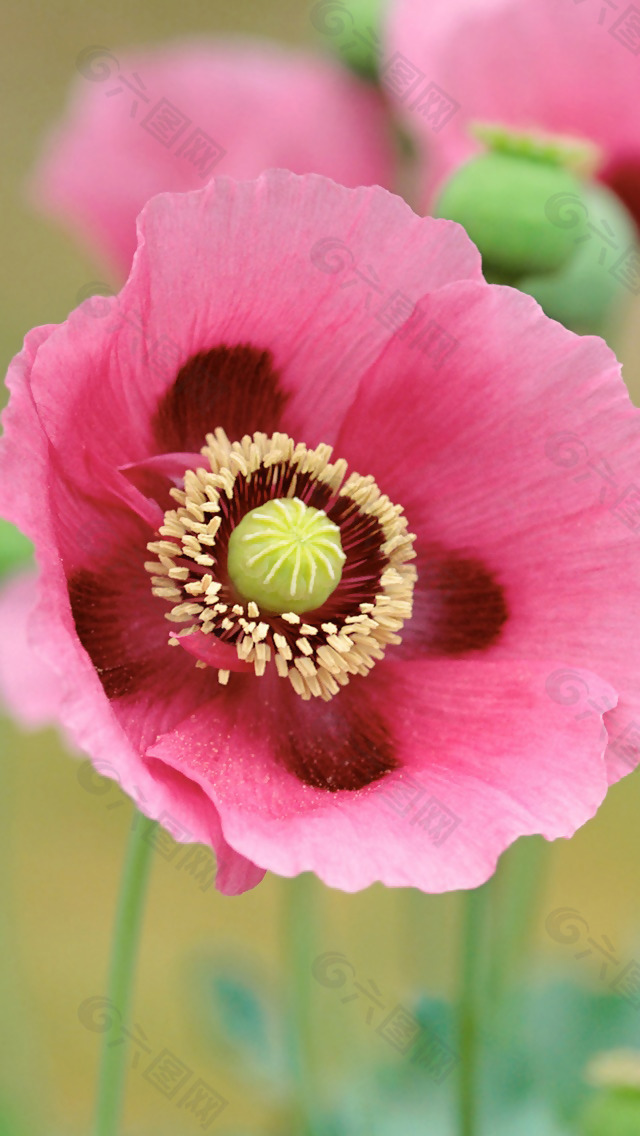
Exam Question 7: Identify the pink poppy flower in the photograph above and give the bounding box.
[385,0,640,221]
[2,170,638,895]
[32,39,393,277]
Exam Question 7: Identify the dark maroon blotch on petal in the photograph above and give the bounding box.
[69,568,143,699]
[403,549,508,659]
[67,514,188,703]
[428,552,508,655]
[68,537,221,753]
[277,690,398,791]
[152,345,289,454]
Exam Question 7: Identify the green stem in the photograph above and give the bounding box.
[94,812,157,1136]
[458,883,491,1136]
[282,873,320,1136]
[488,836,548,1004]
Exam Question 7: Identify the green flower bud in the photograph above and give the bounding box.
[0,518,33,579]
[227,497,345,615]
[518,181,637,337]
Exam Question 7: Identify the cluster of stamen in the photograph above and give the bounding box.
[145,429,416,701]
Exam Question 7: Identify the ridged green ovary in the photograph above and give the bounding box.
[227,497,346,615]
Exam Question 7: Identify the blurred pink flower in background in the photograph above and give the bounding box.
[0,572,69,731]
[385,0,640,219]
[32,39,394,277]
[2,171,639,895]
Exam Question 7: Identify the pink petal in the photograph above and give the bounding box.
[0,324,58,533]
[386,0,640,207]
[127,172,482,448]
[139,765,265,895]
[1,413,258,891]
[119,451,203,511]
[0,570,68,730]
[33,39,395,276]
[334,279,640,776]
[3,173,482,517]
[19,554,260,892]
[148,657,615,892]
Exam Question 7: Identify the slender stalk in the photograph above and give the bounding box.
[94,812,157,1136]
[458,883,491,1136]
[281,873,321,1136]
[488,837,548,1003]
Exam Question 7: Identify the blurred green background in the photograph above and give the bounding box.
[3,2,640,1134]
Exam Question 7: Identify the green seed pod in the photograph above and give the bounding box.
[518,181,637,337]
[435,150,591,278]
